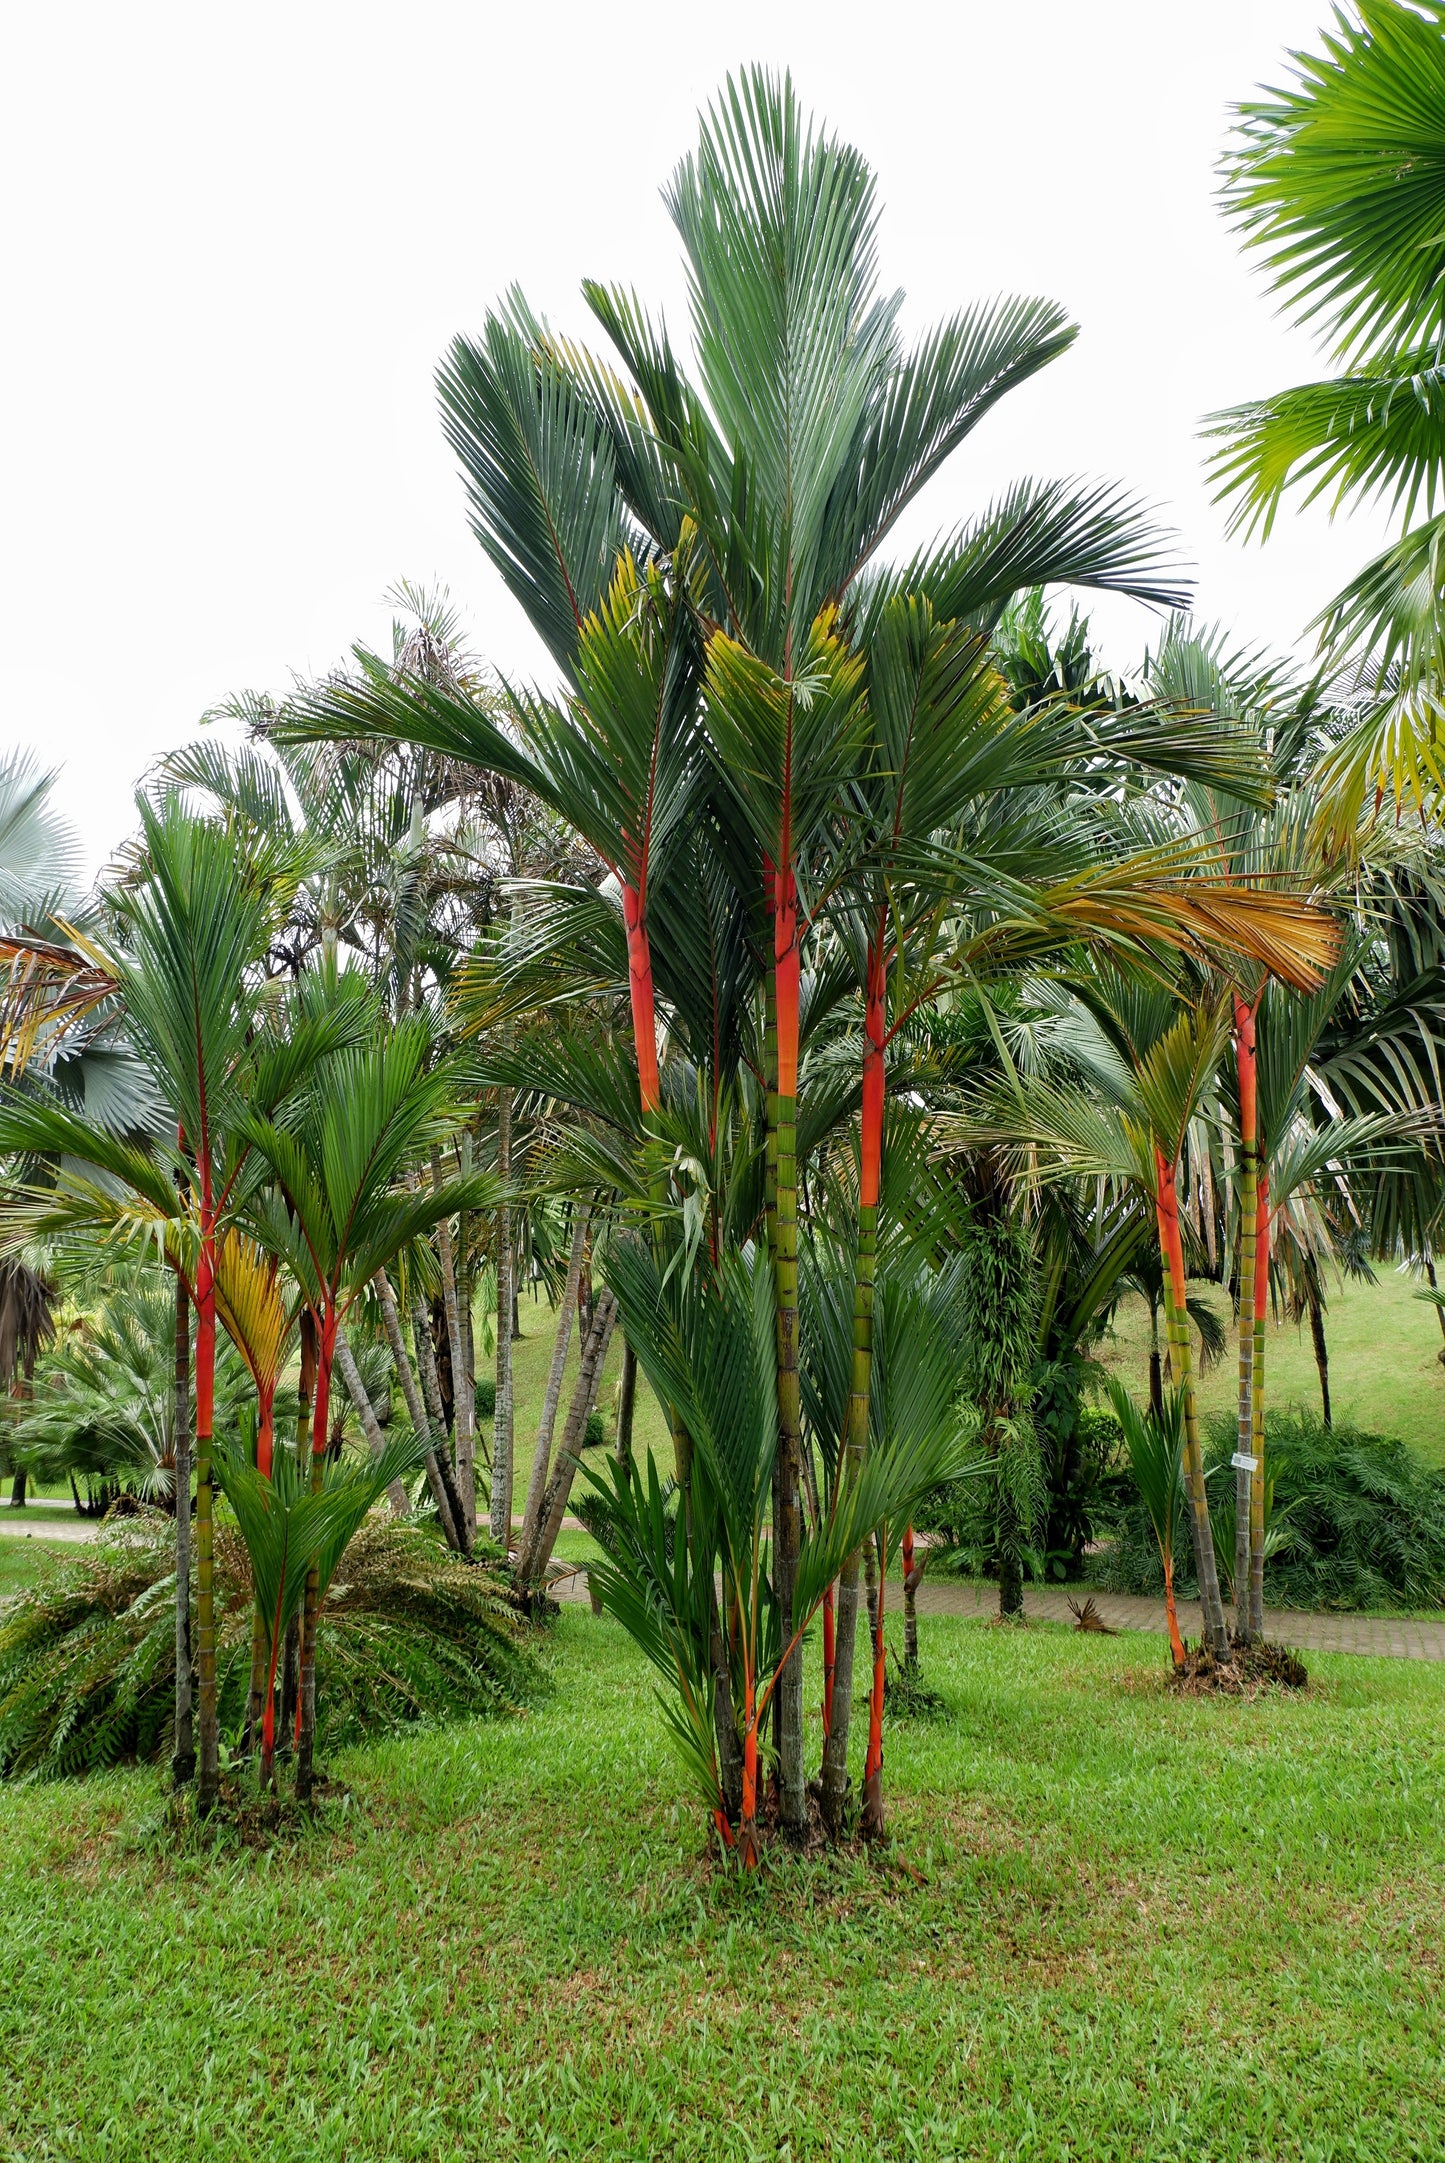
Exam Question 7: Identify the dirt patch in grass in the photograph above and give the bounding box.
[1170,1637,1309,1696]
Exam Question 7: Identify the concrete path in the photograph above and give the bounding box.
[552,1561,1445,1662]
[10,1510,1442,1662]
[909,1577,1445,1662]
[0,1512,99,1544]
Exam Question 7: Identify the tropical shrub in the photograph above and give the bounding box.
[918,1406,1126,1584]
[1093,1413,1445,1612]
[0,1514,536,1780]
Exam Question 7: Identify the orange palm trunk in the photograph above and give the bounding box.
[1162,1551,1186,1668]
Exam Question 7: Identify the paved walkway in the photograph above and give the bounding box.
[551,1561,1445,1661]
[10,1510,1442,1661]
[908,1578,1445,1662]
[0,1512,100,1544]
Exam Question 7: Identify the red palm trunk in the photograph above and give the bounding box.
[259,1569,286,1787]
[621,881,661,1114]
[256,1384,275,1480]
[739,1678,760,1871]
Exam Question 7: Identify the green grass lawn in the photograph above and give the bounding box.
[4,1609,1445,2160]
[1099,1269,1445,1461]
[0,1537,69,1597]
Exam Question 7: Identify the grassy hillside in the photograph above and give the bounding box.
[1098,1269,1445,1461]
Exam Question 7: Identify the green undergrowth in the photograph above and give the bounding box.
[3,1611,1444,2160]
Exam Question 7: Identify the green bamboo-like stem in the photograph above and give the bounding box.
[768,857,806,1839]
[171,1261,194,1790]
[1155,1146,1231,1660]
[860,1529,887,1839]
[294,1301,335,1803]
[243,1387,276,1757]
[193,1182,219,1814]
[1233,994,1259,1641]
[490,1079,515,1545]
[1248,1174,1270,1637]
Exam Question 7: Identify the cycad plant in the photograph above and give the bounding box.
[0,1512,535,1783]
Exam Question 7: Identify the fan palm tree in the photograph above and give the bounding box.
[1208,2,1445,844]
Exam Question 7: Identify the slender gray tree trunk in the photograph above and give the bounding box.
[432,1146,475,1539]
[520,1288,616,1586]
[490,1086,515,1545]
[516,1208,588,1563]
[614,1338,637,1465]
[1427,1256,1445,1365]
[407,1268,469,1539]
[373,1270,465,1552]
[335,1331,408,1514]
[172,1271,194,1789]
[1307,1270,1332,1429]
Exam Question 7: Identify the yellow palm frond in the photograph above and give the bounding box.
[0,936,118,1077]
[962,842,1339,994]
[213,1232,293,1393]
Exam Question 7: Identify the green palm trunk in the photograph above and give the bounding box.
[171,1268,194,1789]
[818,1190,878,1834]
[1234,1136,1258,1638]
[1161,1282,1229,1658]
[1249,1178,1269,1636]
[772,1076,805,1838]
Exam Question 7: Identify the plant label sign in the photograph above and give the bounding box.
[1230,1452,1259,1472]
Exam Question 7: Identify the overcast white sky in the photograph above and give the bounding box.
[2,0,1398,875]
